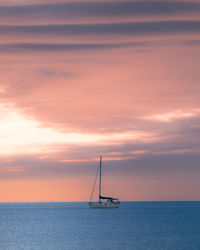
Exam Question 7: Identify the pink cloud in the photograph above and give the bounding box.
[0,0,200,201]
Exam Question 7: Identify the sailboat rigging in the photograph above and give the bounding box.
[89,156,120,208]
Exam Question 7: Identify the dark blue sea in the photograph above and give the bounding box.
[0,202,200,250]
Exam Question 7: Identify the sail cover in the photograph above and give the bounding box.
[99,195,118,200]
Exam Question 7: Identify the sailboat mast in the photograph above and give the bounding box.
[99,155,102,202]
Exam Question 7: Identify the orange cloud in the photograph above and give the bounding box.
[0,166,25,173]
[143,109,200,122]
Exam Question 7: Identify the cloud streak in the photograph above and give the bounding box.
[0,42,148,53]
[0,1,200,20]
[1,21,200,37]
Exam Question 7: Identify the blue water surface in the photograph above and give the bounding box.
[0,202,200,250]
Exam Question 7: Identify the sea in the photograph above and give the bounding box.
[0,202,200,250]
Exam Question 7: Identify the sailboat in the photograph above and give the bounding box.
[89,156,120,208]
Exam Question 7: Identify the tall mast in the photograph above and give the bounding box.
[99,155,102,202]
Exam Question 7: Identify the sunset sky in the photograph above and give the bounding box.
[0,0,200,202]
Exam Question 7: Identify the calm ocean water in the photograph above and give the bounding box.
[0,202,200,250]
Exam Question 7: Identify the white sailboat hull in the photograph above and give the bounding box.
[89,201,120,208]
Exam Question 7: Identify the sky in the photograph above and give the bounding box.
[0,0,200,202]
